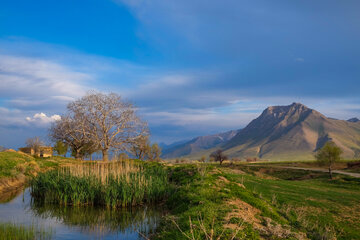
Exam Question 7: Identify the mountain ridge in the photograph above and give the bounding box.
[162,129,239,159]
[163,103,360,160]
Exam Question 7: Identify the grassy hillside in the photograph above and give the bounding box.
[0,152,80,178]
[0,151,80,197]
[155,162,360,239]
[0,152,36,178]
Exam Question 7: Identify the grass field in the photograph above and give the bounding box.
[1,152,359,239]
[0,151,81,178]
[154,162,360,240]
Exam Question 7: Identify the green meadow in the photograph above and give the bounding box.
[1,151,360,239]
[154,163,360,240]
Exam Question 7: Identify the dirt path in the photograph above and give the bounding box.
[272,166,360,178]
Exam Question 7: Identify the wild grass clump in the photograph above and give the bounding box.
[30,160,170,208]
[0,222,52,240]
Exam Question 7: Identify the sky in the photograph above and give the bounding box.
[0,0,360,148]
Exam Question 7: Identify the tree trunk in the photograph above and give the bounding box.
[89,154,92,161]
[329,165,333,179]
[75,149,81,160]
[102,149,109,161]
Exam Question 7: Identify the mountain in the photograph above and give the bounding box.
[223,103,360,160]
[348,117,360,123]
[162,130,239,159]
[159,139,190,151]
[162,103,360,161]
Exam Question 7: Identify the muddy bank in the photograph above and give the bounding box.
[0,174,27,202]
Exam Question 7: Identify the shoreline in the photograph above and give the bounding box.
[0,175,27,202]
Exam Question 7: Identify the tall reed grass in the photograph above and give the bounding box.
[0,222,52,240]
[30,160,170,208]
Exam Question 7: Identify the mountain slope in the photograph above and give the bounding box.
[162,130,239,159]
[224,103,360,160]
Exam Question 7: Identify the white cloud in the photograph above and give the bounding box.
[0,54,91,101]
[26,113,61,126]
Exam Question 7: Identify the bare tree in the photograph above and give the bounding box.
[67,92,148,161]
[26,137,44,153]
[210,149,228,165]
[131,135,151,160]
[49,115,95,160]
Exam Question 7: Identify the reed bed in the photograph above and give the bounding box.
[0,222,52,240]
[30,160,170,208]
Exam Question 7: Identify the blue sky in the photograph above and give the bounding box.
[0,0,360,148]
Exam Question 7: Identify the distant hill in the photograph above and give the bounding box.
[223,103,360,160]
[162,103,360,161]
[159,139,190,151]
[348,117,360,123]
[0,146,7,152]
[162,130,239,159]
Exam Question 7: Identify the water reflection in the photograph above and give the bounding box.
[0,186,24,203]
[30,201,163,236]
[0,188,164,239]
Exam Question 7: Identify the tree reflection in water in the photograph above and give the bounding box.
[30,200,164,238]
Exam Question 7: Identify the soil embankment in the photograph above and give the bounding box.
[0,174,27,201]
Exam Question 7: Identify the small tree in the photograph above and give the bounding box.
[53,141,68,157]
[147,143,161,162]
[199,155,206,163]
[131,135,151,160]
[315,141,343,179]
[210,149,228,165]
[26,137,44,154]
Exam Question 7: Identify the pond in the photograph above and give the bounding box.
[0,187,164,239]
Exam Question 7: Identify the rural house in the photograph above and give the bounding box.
[18,146,53,157]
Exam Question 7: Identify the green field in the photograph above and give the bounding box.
[1,152,359,239]
[155,163,360,240]
[0,151,80,178]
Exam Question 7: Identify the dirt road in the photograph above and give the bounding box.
[274,166,360,178]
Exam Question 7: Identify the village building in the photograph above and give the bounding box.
[18,146,53,157]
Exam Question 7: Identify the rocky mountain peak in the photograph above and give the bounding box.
[261,102,313,121]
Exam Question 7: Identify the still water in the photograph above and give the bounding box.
[0,188,164,239]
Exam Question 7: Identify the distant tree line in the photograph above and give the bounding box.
[49,92,153,161]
